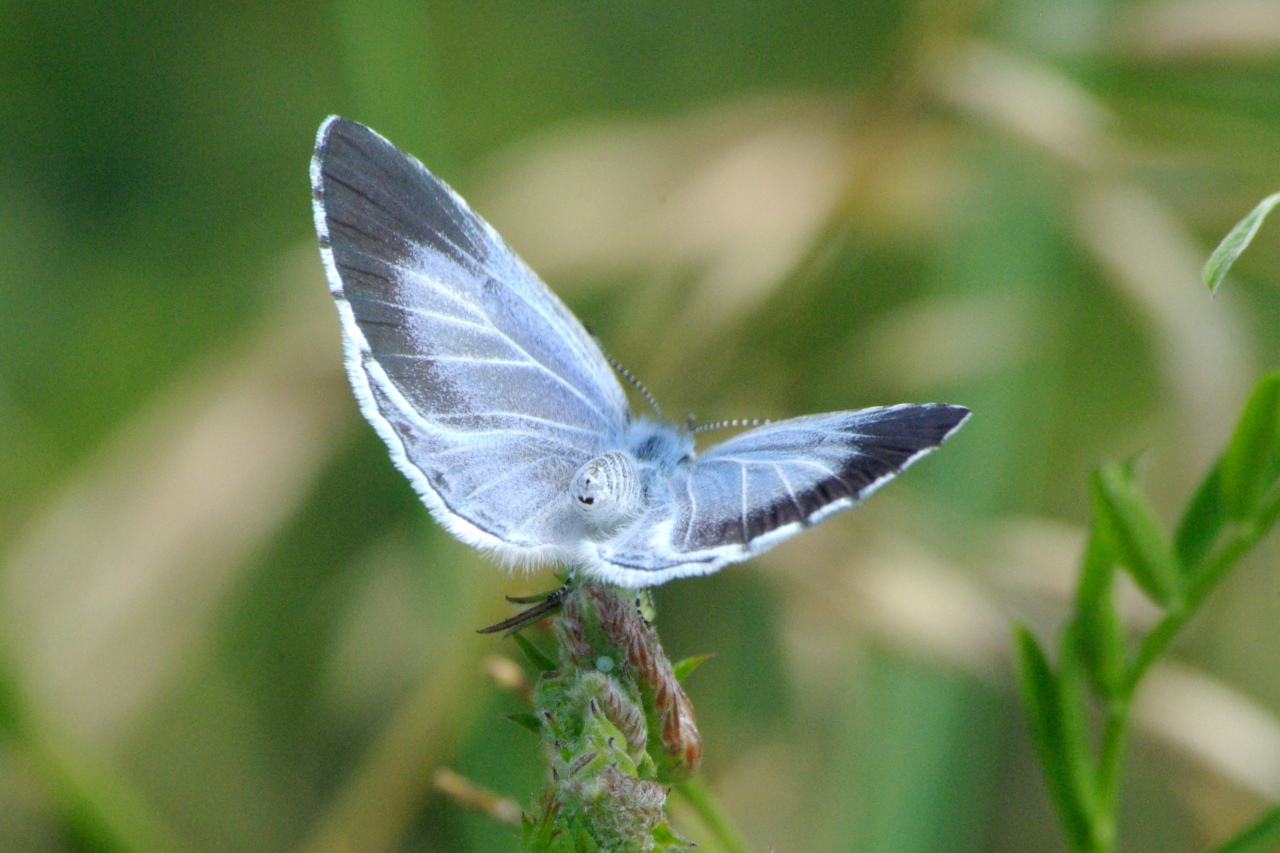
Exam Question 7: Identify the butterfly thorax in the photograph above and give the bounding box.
[622,418,695,488]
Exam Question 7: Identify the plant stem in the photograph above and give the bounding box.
[523,581,701,851]
[1089,484,1280,852]
[1089,698,1131,853]
[1127,484,1280,693]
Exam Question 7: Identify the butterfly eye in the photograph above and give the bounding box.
[571,451,643,531]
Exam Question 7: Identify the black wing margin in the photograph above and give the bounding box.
[675,403,971,553]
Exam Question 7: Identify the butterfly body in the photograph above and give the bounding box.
[311,116,969,588]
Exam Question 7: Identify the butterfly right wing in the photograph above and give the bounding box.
[588,405,969,586]
[311,117,631,563]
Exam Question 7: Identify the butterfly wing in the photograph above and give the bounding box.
[311,116,630,563]
[590,404,969,586]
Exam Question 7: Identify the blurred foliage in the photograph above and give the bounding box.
[1012,203,1280,853]
[2,1,1280,852]
[1018,365,1280,851]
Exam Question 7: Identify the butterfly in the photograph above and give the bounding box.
[310,116,969,589]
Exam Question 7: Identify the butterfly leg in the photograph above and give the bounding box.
[504,587,567,605]
[477,582,573,635]
[634,588,657,624]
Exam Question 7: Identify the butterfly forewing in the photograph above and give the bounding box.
[591,405,969,584]
[312,117,630,557]
[682,403,969,545]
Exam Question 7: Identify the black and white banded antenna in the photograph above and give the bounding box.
[691,418,771,434]
[599,343,663,420]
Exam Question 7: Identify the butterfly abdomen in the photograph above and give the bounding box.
[572,451,644,532]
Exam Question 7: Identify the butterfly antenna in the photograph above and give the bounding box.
[601,347,663,419]
[691,418,771,435]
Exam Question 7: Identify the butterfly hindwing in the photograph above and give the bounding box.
[312,117,631,560]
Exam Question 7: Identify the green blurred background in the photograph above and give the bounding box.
[2,1,1280,851]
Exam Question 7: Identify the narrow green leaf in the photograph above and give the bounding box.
[1013,625,1093,850]
[511,632,557,673]
[671,653,713,683]
[1206,805,1280,853]
[1177,372,1280,575]
[1056,627,1100,826]
[1174,459,1228,573]
[506,713,544,736]
[1204,192,1280,294]
[1072,526,1127,700]
[1218,371,1280,522]
[1092,465,1181,609]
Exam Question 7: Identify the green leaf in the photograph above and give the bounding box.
[1204,192,1280,294]
[1206,805,1280,853]
[650,819,697,851]
[511,632,557,673]
[1218,371,1280,522]
[671,654,713,683]
[1013,625,1093,850]
[1174,459,1228,573]
[506,713,544,736]
[1072,526,1127,700]
[1092,464,1181,609]
[1177,372,1280,575]
[1056,627,1100,826]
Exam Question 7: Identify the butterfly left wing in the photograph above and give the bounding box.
[587,404,969,586]
[312,117,631,565]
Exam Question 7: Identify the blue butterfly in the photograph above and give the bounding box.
[310,116,969,589]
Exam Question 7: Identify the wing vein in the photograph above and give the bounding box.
[328,215,398,254]
[423,221,486,276]
[772,463,804,520]
[351,293,492,331]
[323,170,459,262]
[459,453,577,501]
[378,353,537,368]
[682,476,697,550]
[701,455,796,467]
[790,459,842,480]
[481,328,615,425]
[433,411,603,441]
[362,281,615,424]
